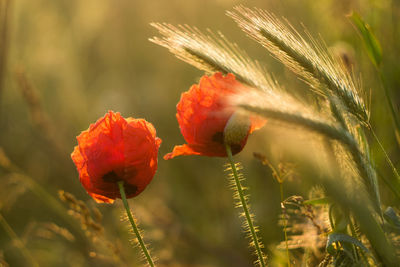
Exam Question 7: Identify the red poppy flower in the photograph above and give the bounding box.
[71,111,162,203]
[164,72,265,160]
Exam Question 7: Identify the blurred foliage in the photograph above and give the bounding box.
[0,0,400,266]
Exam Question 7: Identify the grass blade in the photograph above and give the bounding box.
[349,12,382,68]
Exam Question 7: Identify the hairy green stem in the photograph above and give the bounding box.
[0,212,39,267]
[118,181,155,267]
[225,144,266,267]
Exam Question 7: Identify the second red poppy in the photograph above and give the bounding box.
[164,72,265,160]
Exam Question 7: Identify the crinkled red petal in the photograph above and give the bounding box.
[71,111,161,203]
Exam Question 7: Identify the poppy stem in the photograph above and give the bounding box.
[118,181,155,267]
[225,144,267,267]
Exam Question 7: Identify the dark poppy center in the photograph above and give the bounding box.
[102,171,138,195]
[212,131,224,144]
[102,171,121,183]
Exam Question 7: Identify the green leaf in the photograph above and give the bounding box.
[384,207,400,228]
[326,232,370,255]
[350,11,382,67]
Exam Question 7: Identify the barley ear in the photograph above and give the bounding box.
[235,95,380,213]
[228,6,369,124]
[150,23,278,92]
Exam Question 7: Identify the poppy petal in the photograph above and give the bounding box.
[163,144,202,160]
[250,116,267,133]
[90,192,115,204]
[71,111,161,203]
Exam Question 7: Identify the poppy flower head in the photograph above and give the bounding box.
[164,72,265,160]
[71,111,162,203]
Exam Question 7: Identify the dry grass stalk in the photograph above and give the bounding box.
[0,212,39,267]
[0,0,11,101]
[14,68,67,156]
[150,23,278,92]
[58,190,127,266]
[276,196,329,263]
[228,6,369,124]
[34,222,75,242]
[58,190,103,237]
[0,251,9,267]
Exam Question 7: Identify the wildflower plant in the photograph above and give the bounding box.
[151,5,400,266]
[71,111,161,266]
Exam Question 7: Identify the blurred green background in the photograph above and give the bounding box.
[0,0,399,266]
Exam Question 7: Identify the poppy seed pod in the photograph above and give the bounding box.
[223,111,252,147]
